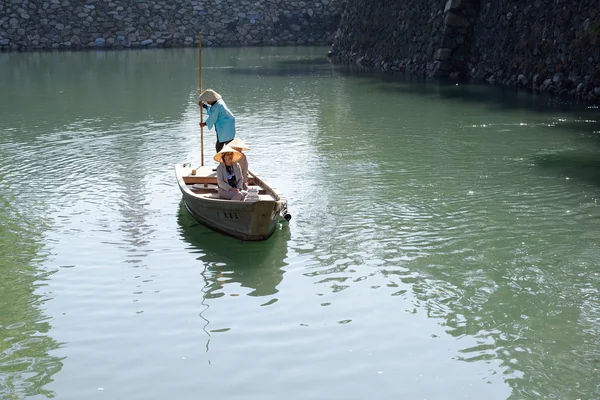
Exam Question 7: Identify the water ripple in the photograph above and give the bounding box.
[2,47,600,400]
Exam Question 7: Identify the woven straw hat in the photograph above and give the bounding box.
[199,89,222,102]
[228,137,251,151]
[214,145,243,163]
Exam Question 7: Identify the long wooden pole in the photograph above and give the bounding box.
[199,32,204,166]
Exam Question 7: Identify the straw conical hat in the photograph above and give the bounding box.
[214,145,243,163]
[199,89,222,102]
[228,137,251,151]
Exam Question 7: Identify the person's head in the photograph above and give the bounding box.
[214,145,243,166]
[198,89,222,106]
[227,138,251,154]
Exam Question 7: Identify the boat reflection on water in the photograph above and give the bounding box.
[177,200,290,298]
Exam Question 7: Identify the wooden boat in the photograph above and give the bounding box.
[175,33,289,241]
[175,164,290,241]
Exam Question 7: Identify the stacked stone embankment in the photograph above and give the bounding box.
[332,0,600,102]
[331,0,446,76]
[0,0,342,51]
[472,1,600,102]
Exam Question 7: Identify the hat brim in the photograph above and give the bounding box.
[199,89,222,102]
[213,145,243,163]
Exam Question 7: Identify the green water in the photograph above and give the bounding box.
[1,47,599,399]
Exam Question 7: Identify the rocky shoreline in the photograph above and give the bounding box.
[0,0,343,51]
[331,0,600,103]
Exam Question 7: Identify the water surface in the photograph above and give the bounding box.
[1,47,600,399]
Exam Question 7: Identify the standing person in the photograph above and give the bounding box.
[198,89,236,152]
[214,145,247,201]
[227,137,250,190]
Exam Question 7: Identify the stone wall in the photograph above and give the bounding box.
[331,0,600,102]
[471,1,600,102]
[331,0,446,76]
[0,0,343,51]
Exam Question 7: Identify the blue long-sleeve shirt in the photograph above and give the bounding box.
[204,100,236,143]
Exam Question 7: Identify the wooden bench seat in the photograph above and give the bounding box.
[183,176,256,185]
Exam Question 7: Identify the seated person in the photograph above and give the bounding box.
[227,137,250,190]
[214,145,247,201]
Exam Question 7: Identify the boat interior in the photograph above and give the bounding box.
[182,174,277,201]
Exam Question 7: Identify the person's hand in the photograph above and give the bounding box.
[199,122,207,127]
[233,188,240,192]
[198,100,204,106]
